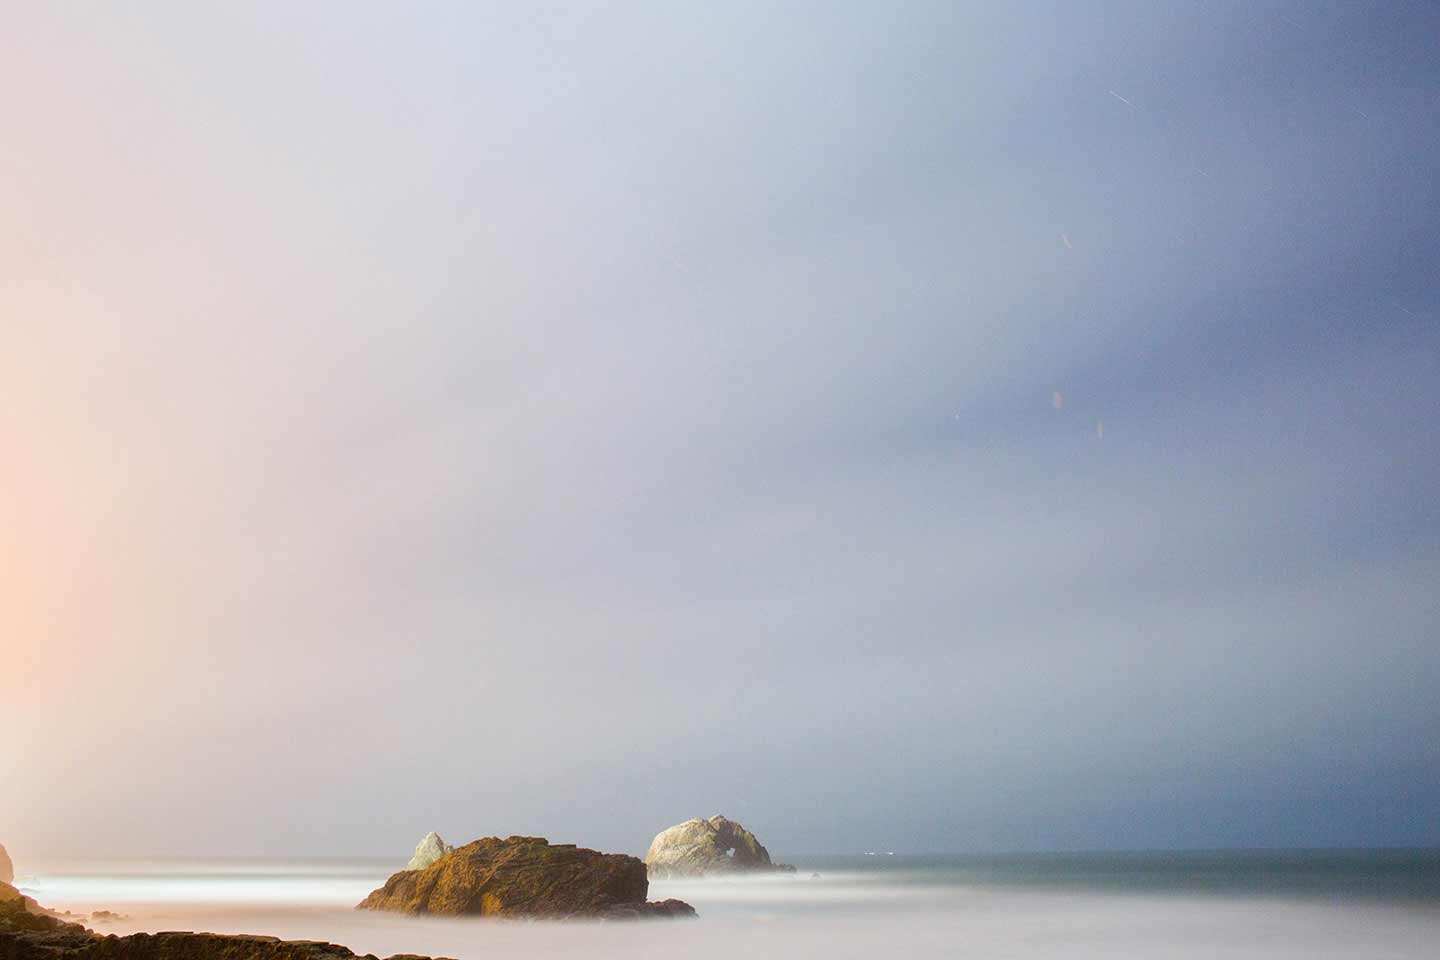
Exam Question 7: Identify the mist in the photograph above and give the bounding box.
[16,858,1440,960]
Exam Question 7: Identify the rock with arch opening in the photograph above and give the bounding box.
[644,815,796,878]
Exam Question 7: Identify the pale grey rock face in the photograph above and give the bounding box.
[644,815,793,878]
[405,832,454,872]
[0,842,12,884]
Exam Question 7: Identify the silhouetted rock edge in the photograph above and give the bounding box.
[1,881,457,960]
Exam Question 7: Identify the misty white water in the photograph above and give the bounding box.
[15,854,1440,959]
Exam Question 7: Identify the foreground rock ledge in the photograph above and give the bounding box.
[645,815,796,878]
[357,836,695,920]
[1,882,454,960]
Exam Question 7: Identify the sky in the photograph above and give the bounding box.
[2,1,1438,860]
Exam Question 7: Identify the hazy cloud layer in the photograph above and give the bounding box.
[3,1,1438,857]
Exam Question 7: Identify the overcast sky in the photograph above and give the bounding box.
[4,1,1438,859]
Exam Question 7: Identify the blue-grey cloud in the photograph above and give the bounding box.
[2,1,1437,858]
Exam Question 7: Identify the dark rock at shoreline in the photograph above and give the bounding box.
[644,815,796,878]
[356,836,694,920]
[1,882,456,960]
[591,898,696,920]
[0,845,11,885]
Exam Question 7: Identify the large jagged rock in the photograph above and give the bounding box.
[644,815,796,878]
[405,833,453,872]
[357,836,694,920]
[1,882,454,960]
[0,845,11,884]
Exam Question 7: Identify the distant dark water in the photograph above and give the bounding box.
[790,849,1440,904]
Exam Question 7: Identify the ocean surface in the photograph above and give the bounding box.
[14,851,1440,959]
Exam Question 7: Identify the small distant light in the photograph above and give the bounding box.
[1053,391,1064,410]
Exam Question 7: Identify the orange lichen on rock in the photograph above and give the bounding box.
[356,835,693,920]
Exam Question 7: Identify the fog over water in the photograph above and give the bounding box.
[16,856,1440,959]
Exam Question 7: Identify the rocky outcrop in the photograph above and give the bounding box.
[0,845,11,885]
[357,836,694,920]
[405,833,453,872]
[1,881,454,960]
[644,815,795,878]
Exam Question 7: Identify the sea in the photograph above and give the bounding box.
[14,850,1440,959]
